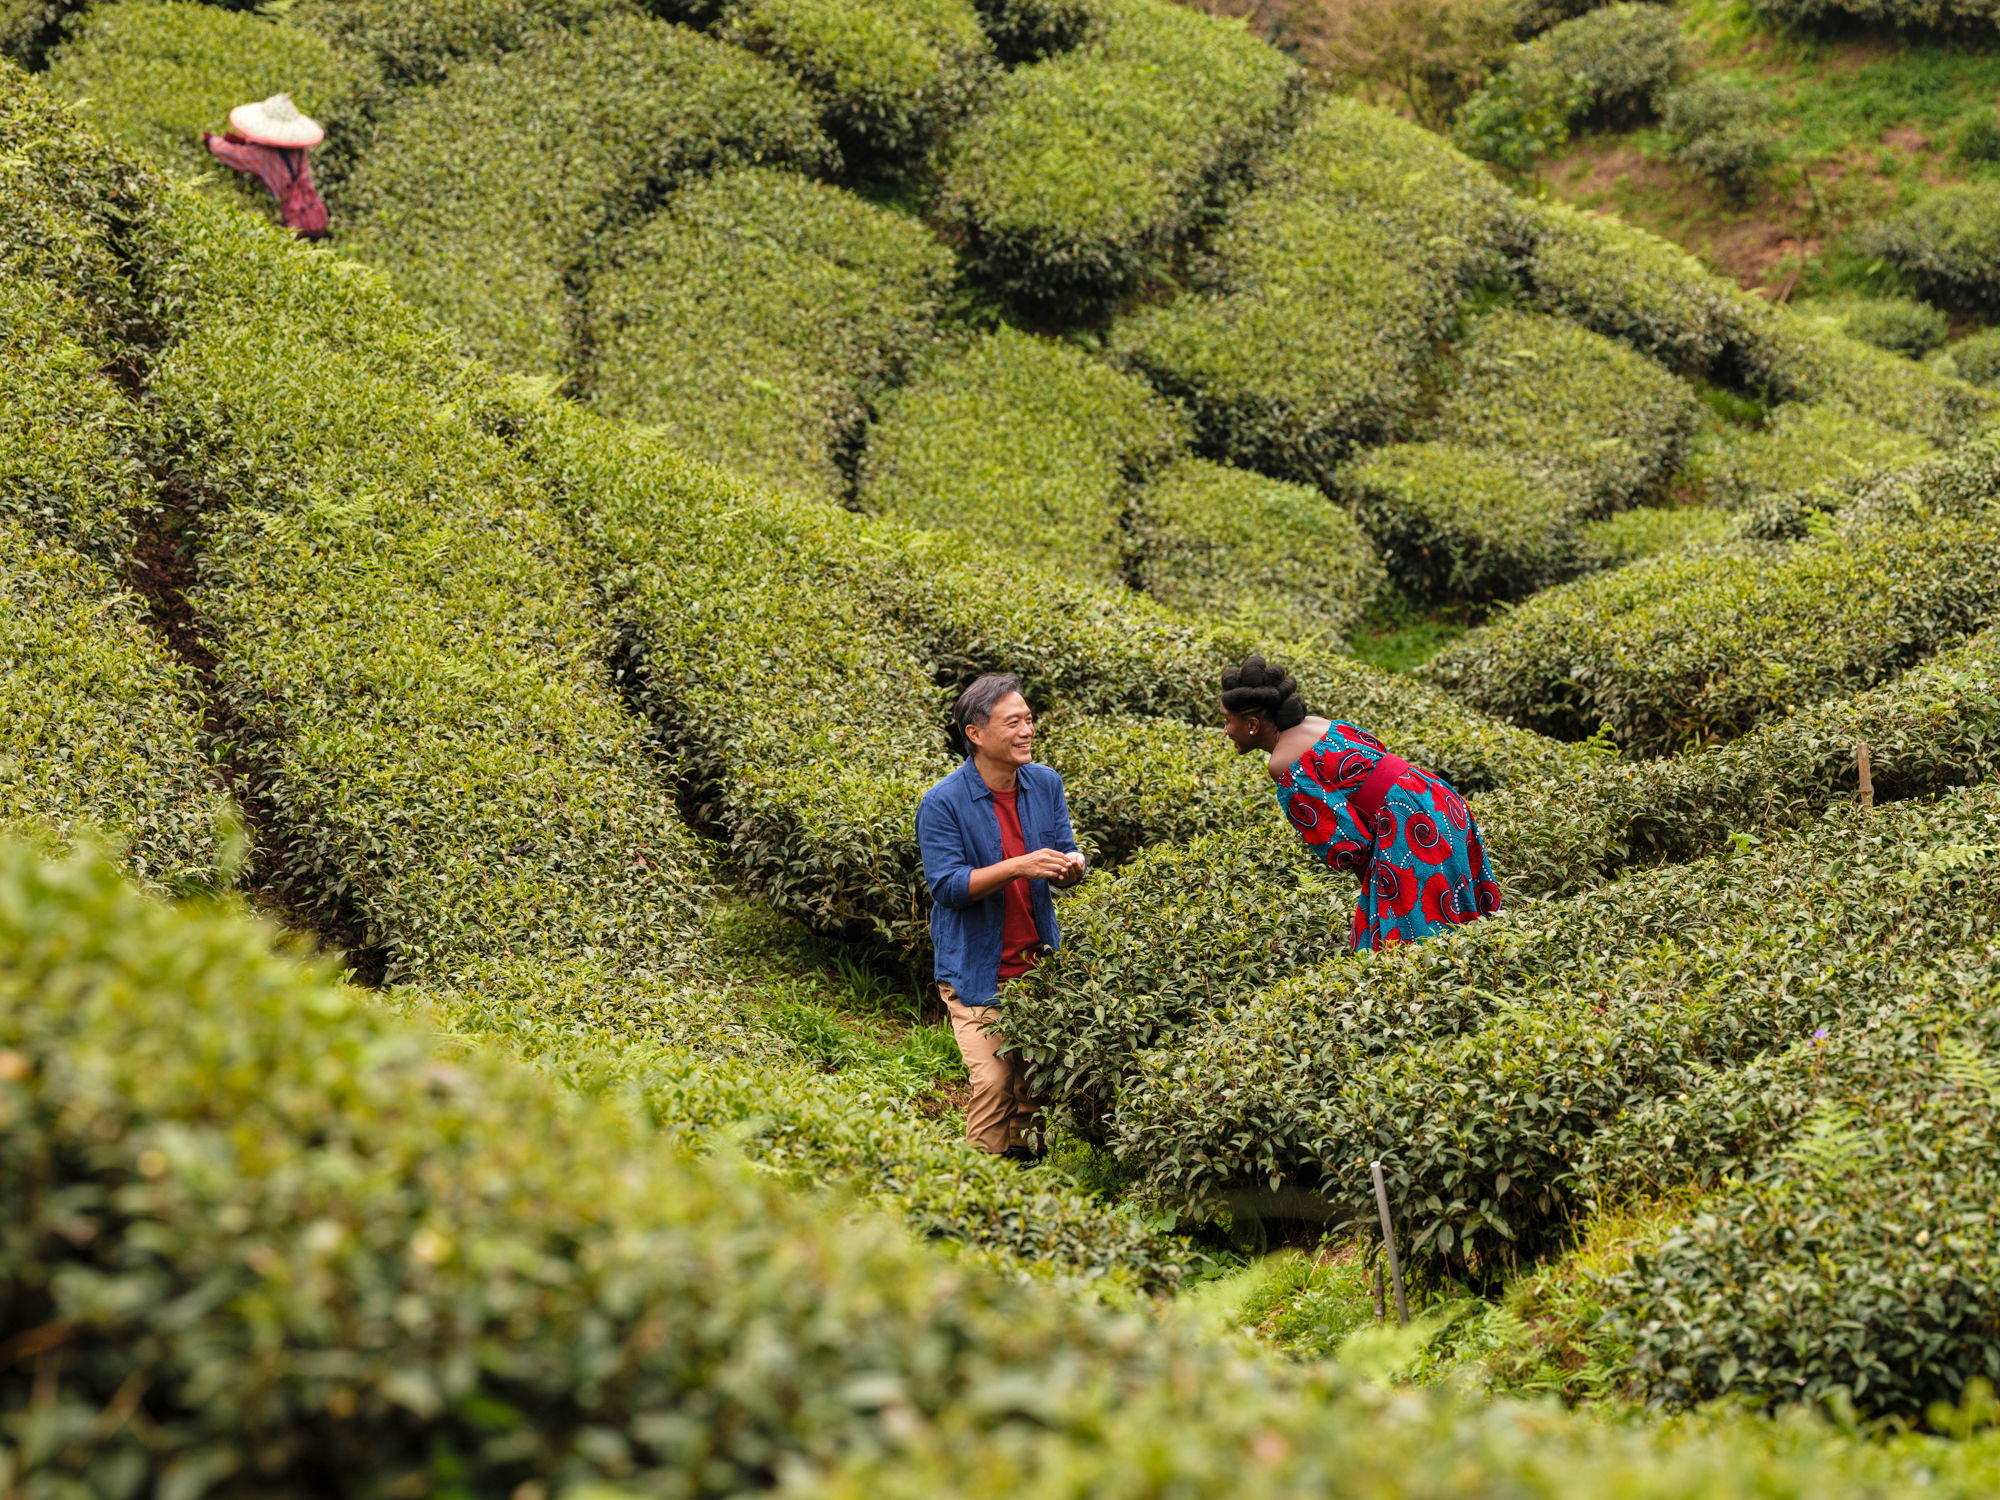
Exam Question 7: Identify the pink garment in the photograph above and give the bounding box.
[202,130,329,239]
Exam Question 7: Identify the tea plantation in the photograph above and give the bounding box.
[11,0,2000,1488]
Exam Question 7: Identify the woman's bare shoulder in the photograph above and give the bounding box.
[1267,719,1333,779]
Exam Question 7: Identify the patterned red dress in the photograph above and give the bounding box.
[1274,721,1501,951]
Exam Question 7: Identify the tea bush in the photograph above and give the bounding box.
[1748,0,2000,34]
[1839,295,1950,357]
[1517,198,1738,375]
[716,0,993,163]
[339,13,832,372]
[287,0,633,85]
[1480,607,2000,897]
[0,277,152,565]
[859,326,1188,581]
[1577,504,1735,564]
[1686,400,1932,510]
[43,0,371,209]
[1002,820,1344,1139]
[1427,307,1699,514]
[1659,76,1776,200]
[1526,2,1682,123]
[1034,709,1273,866]
[589,166,953,501]
[1334,442,1582,601]
[0,841,1210,1494]
[140,191,707,980]
[1949,327,2000,386]
[1860,182,2000,315]
[0,525,218,889]
[1126,457,1386,646]
[971,0,1100,58]
[1112,786,2000,1276]
[20,849,2000,1500]
[1515,195,1994,443]
[1423,481,2000,753]
[941,0,1300,313]
[1455,1,1682,167]
[1114,96,1520,483]
[1603,990,2000,1416]
[416,956,1197,1288]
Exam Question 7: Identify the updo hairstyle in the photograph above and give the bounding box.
[947,672,1026,757]
[1219,654,1306,731]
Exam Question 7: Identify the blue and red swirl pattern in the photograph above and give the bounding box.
[1274,722,1501,951]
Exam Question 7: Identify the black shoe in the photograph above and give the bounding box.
[1001,1144,1042,1166]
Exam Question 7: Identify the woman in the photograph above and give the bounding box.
[202,94,330,240]
[1219,655,1499,950]
[915,673,1086,1161]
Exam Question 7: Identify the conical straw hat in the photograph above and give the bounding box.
[228,93,324,149]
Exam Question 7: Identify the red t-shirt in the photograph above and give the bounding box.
[991,786,1041,980]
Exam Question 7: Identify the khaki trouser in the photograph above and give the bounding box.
[941,984,1040,1155]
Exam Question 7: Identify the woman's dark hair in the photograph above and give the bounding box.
[1220,654,1306,731]
[948,672,1026,756]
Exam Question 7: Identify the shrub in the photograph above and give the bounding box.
[1115,96,1521,484]
[1862,182,2000,315]
[588,166,953,502]
[1126,457,1386,646]
[339,13,833,373]
[43,0,371,214]
[971,0,1101,59]
[941,0,1300,314]
[1684,399,1933,510]
[1334,442,1582,601]
[1659,76,1776,199]
[1748,0,2000,33]
[1427,307,1699,514]
[0,0,81,64]
[1421,498,2000,754]
[1960,105,2000,163]
[1725,297,1998,445]
[0,277,153,565]
[858,326,1188,582]
[1517,198,1738,375]
[1577,503,1734,565]
[1034,708,1275,866]
[1002,820,1347,1139]
[137,190,708,982]
[1948,327,2000,385]
[20,848,2000,1500]
[1522,2,1681,125]
[1839,295,1950,357]
[0,525,219,889]
[287,0,634,86]
[417,956,1197,1288]
[1602,994,2000,1416]
[1111,784,2000,1277]
[1454,2,1682,167]
[717,0,994,163]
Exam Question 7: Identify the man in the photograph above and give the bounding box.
[915,674,1086,1161]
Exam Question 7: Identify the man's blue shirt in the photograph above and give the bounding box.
[915,758,1079,1005]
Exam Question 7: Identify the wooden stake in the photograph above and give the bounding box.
[1858,741,1874,813]
[1370,1160,1410,1327]
[1373,1263,1386,1323]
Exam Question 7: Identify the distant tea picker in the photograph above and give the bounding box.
[202,93,329,241]
[1219,655,1501,950]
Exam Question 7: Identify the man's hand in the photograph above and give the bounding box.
[1012,847,1077,882]
[1054,851,1087,886]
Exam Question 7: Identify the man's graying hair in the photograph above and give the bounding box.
[948,673,1025,757]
